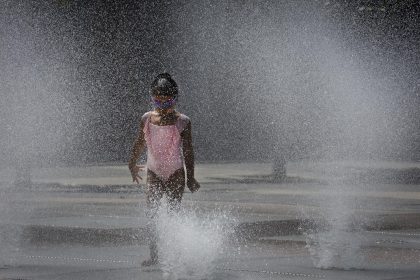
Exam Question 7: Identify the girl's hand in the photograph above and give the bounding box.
[131,165,145,184]
[187,178,200,193]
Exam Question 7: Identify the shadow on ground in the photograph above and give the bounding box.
[352,167,420,185]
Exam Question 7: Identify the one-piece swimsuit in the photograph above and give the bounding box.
[142,111,189,181]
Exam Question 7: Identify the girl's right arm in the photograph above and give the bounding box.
[128,117,146,184]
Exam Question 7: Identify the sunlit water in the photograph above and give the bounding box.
[154,199,236,279]
[0,2,417,277]
[305,230,367,270]
[301,184,369,270]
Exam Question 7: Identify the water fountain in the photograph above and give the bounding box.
[0,1,84,267]
[1,1,418,279]
[168,1,418,272]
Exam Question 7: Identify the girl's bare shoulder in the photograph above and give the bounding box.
[139,111,153,127]
[176,111,190,122]
[176,112,191,134]
[141,111,153,120]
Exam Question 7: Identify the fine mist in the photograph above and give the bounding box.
[166,1,418,162]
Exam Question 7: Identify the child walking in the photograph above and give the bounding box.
[128,73,200,266]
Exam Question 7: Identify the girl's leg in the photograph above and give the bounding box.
[143,170,164,266]
[146,172,164,219]
[165,168,186,213]
[142,168,185,266]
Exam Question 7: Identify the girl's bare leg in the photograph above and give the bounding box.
[142,169,186,266]
[143,171,163,266]
[166,168,186,213]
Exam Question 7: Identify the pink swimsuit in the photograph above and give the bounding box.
[143,112,189,181]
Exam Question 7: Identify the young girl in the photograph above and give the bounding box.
[128,73,200,266]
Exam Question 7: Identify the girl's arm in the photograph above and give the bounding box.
[182,120,200,192]
[128,119,146,184]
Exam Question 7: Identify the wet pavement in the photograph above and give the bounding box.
[1,232,420,280]
[0,161,420,279]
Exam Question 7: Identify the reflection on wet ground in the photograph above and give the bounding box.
[0,162,419,279]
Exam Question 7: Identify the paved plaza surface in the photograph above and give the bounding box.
[0,161,420,279]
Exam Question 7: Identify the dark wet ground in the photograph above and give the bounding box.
[2,231,420,280]
[0,161,419,279]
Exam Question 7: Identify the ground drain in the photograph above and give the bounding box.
[22,256,327,278]
[371,231,420,237]
[24,255,133,264]
[217,267,326,278]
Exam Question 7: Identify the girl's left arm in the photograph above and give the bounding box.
[182,120,200,192]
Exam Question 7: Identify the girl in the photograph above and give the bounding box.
[128,73,200,266]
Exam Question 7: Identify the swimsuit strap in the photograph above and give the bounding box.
[142,112,152,135]
[142,111,190,134]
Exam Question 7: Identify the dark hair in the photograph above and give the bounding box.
[150,73,178,96]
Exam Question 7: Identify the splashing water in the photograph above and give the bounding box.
[155,199,235,279]
[302,185,368,270]
[305,230,366,270]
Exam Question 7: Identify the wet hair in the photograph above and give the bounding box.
[150,73,178,97]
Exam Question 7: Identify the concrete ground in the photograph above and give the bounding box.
[0,160,420,279]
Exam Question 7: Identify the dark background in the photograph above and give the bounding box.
[1,0,419,166]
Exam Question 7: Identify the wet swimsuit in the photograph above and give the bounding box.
[142,111,190,260]
[142,111,190,181]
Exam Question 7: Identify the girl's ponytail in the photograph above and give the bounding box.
[150,73,178,97]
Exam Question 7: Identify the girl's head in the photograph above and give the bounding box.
[150,73,178,110]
